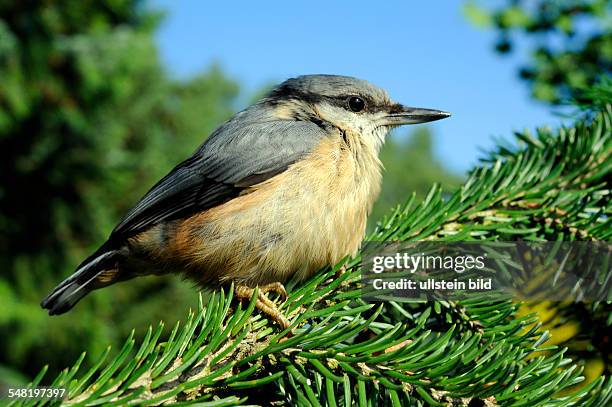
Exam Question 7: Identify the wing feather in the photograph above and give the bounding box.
[110,109,330,238]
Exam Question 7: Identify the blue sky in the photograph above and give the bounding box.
[151,0,566,173]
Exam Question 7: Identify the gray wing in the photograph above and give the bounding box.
[110,110,330,238]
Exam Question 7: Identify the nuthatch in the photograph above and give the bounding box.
[42,75,450,327]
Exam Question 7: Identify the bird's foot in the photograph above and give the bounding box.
[259,282,288,300]
[235,283,290,329]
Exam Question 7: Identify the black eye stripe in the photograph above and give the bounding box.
[270,92,381,113]
[266,87,387,113]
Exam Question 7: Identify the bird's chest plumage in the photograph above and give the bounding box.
[166,131,383,286]
[273,131,383,279]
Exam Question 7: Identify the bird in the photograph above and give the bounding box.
[41,74,450,328]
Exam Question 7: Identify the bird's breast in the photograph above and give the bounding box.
[150,130,383,286]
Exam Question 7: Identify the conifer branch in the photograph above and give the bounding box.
[11,104,611,406]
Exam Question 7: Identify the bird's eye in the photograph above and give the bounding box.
[347,96,365,112]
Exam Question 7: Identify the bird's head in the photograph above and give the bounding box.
[264,74,450,150]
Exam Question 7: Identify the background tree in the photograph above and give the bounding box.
[0,0,238,385]
[464,0,612,103]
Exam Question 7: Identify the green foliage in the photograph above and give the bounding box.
[464,0,612,104]
[0,0,238,382]
[12,102,610,405]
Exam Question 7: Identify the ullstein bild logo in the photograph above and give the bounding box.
[360,241,611,302]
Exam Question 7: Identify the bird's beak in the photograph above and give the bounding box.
[384,105,451,126]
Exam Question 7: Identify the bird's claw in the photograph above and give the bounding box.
[259,282,288,300]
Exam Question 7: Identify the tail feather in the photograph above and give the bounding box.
[41,246,121,315]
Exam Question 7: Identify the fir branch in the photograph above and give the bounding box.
[11,105,611,406]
